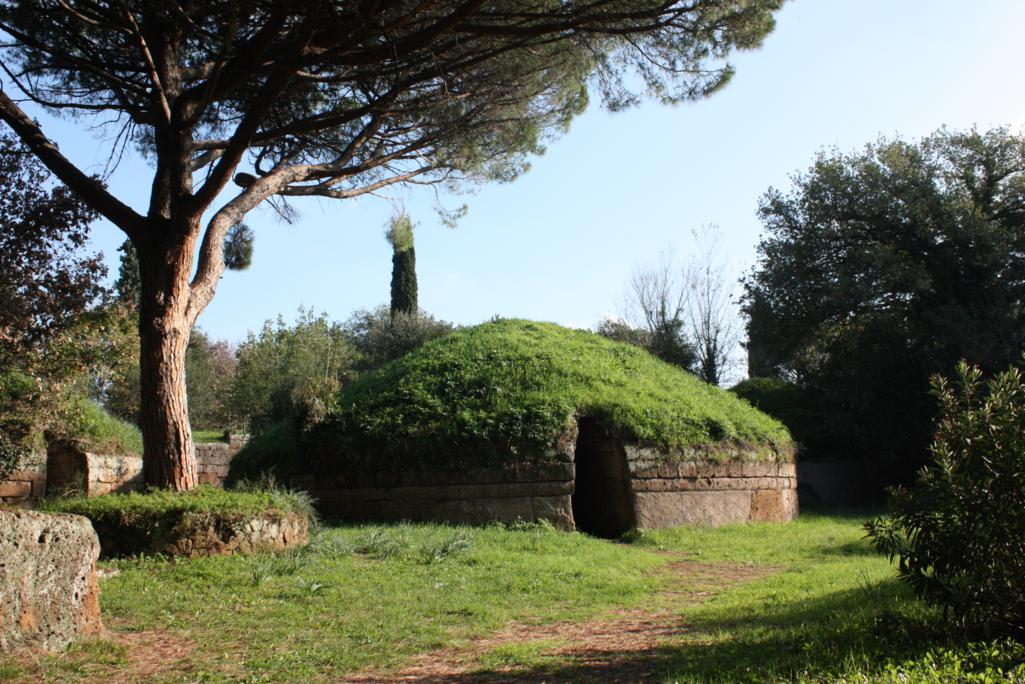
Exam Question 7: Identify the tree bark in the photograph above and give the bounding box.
[136,229,199,491]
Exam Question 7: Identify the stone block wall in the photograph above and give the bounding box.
[46,444,144,497]
[0,452,47,505]
[626,447,798,527]
[298,463,578,529]
[196,443,235,486]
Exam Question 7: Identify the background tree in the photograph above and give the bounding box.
[619,251,697,370]
[230,309,355,434]
[0,130,106,470]
[386,213,418,318]
[0,0,782,489]
[682,225,741,385]
[742,127,1025,479]
[114,240,142,307]
[344,305,454,373]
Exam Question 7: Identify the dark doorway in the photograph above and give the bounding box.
[571,417,635,538]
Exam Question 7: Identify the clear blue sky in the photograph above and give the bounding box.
[24,0,1025,348]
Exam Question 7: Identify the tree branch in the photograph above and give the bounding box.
[0,88,144,235]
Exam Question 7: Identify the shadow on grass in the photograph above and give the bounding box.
[378,579,957,684]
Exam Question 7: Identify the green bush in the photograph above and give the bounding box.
[866,361,1025,637]
[730,377,832,459]
[230,309,356,432]
[343,305,454,372]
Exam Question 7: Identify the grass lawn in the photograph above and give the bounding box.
[3,513,1023,683]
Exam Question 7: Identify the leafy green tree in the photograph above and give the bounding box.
[386,213,418,318]
[344,306,454,373]
[231,310,356,433]
[742,128,1025,476]
[0,130,105,471]
[0,0,783,489]
[114,240,142,307]
[184,330,237,430]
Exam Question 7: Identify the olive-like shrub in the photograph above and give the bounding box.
[866,361,1025,637]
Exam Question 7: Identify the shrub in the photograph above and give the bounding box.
[343,305,454,372]
[865,361,1025,637]
[65,396,144,455]
[230,309,356,432]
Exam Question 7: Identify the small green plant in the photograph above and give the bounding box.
[416,532,473,565]
[866,361,1025,637]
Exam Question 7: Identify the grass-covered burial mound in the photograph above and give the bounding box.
[233,320,796,530]
[234,319,791,476]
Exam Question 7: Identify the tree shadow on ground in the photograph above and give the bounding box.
[370,578,958,684]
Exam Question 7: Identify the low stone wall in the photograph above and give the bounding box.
[89,509,309,559]
[196,442,236,487]
[300,463,577,529]
[43,437,247,499]
[47,444,144,497]
[294,427,797,532]
[627,449,798,527]
[0,510,104,653]
[0,452,47,506]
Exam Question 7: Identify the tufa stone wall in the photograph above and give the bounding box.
[291,420,797,533]
[626,447,798,528]
[0,437,250,506]
[89,509,309,559]
[0,510,104,653]
[297,463,577,530]
[0,452,47,506]
[46,443,144,497]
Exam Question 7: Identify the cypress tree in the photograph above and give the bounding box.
[386,214,417,318]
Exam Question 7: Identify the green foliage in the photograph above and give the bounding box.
[223,223,254,271]
[230,309,356,433]
[41,484,310,522]
[64,396,144,455]
[0,130,108,457]
[866,361,1025,638]
[386,213,418,317]
[235,320,790,481]
[344,305,455,372]
[114,239,141,306]
[743,127,1025,476]
[184,329,237,430]
[597,317,697,371]
[730,377,827,459]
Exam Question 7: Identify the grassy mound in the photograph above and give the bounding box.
[41,486,313,558]
[234,320,791,480]
[67,397,144,455]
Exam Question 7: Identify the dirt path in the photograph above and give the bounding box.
[346,560,779,684]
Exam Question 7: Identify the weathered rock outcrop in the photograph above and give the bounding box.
[0,510,104,652]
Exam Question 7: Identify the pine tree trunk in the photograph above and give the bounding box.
[137,235,198,491]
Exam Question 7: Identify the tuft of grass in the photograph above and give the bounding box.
[67,397,143,455]
[235,320,792,480]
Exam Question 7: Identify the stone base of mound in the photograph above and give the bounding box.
[299,422,797,534]
[89,510,309,559]
[0,510,104,653]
